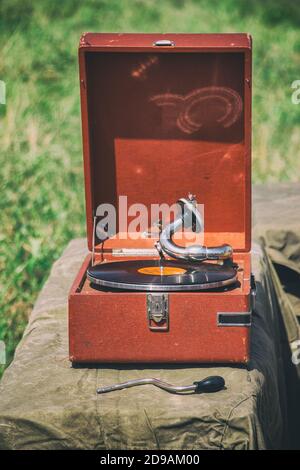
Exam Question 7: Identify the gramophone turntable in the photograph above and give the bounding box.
[69,32,253,364]
[87,194,238,292]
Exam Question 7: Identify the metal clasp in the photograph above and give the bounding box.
[147,294,169,331]
[153,39,175,47]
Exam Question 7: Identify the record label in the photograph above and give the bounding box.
[138,266,187,276]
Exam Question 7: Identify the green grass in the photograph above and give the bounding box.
[0,0,300,376]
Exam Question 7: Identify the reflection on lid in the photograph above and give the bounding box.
[131,55,159,80]
[150,87,243,134]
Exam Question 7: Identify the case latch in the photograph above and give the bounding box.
[147,294,169,331]
[153,39,175,47]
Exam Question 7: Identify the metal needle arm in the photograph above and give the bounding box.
[159,194,233,262]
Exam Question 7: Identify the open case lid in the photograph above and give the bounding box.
[79,33,252,252]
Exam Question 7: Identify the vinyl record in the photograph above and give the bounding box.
[87,259,237,291]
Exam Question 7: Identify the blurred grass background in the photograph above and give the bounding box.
[0,0,300,376]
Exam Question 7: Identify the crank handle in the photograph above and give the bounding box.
[97,375,225,395]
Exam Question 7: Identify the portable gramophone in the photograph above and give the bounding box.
[69,33,254,364]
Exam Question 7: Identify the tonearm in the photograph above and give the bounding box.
[156,193,233,262]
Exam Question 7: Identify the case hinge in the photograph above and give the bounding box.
[147,293,169,331]
[250,274,256,312]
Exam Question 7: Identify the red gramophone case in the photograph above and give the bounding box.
[69,33,254,364]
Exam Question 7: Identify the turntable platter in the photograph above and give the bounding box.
[87,259,237,291]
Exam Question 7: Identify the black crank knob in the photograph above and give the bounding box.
[193,376,225,393]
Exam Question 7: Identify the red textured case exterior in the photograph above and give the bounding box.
[69,33,252,364]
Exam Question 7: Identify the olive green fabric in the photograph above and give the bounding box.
[252,183,300,448]
[253,183,300,378]
[2,183,300,450]
[263,231,300,342]
[0,239,287,450]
